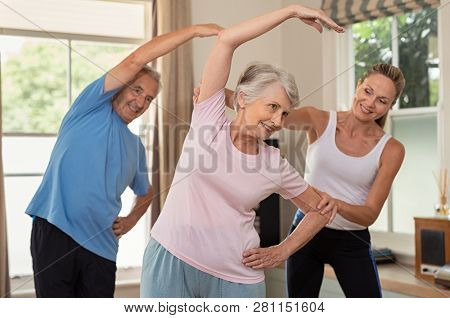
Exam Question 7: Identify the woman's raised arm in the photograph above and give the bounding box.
[197,4,344,104]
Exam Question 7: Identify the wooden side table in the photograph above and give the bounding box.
[414,216,450,281]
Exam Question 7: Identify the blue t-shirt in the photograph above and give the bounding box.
[26,75,150,262]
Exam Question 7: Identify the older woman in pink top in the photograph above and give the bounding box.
[141,4,344,298]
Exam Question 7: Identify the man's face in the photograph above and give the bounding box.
[112,72,159,124]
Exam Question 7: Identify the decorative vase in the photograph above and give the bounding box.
[435,195,449,216]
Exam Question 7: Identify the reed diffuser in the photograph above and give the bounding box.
[433,168,449,215]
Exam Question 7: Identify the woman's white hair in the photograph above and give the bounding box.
[232,62,299,111]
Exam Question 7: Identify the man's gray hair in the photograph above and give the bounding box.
[138,65,162,94]
[232,62,299,111]
[112,65,162,102]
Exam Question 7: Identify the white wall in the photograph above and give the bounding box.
[191,0,283,87]
[193,0,331,106]
[280,0,325,107]
[439,1,450,171]
[278,0,336,235]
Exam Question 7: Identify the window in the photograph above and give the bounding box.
[1,1,150,277]
[1,36,69,134]
[353,17,393,81]
[3,136,55,275]
[71,41,137,101]
[391,113,438,233]
[351,8,439,234]
[396,10,439,109]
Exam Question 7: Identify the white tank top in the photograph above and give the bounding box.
[304,111,391,230]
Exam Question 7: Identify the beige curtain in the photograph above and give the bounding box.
[148,0,194,226]
[322,0,440,26]
[0,54,11,298]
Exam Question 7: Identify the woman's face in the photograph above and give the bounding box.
[351,73,397,123]
[238,82,292,140]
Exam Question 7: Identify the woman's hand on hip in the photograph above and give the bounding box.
[242,245,288,269]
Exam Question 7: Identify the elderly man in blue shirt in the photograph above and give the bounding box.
[26,23,221,298]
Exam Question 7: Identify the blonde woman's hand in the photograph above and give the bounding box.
[193,82,235,109]
[315,189,339,224]
[193,81,202,104]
